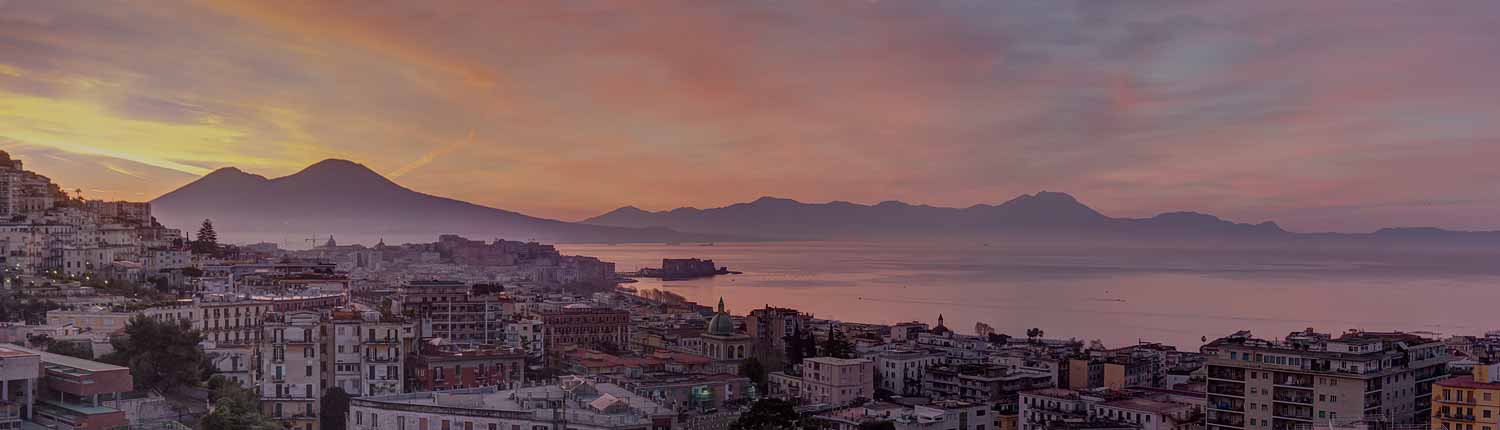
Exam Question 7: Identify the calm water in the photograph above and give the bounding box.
[558,241,1500,349]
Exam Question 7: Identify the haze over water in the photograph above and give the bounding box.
[560,241,1500,349]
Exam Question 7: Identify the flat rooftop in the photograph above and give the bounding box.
[2,344,127,373]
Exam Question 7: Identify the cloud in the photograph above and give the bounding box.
[2,0,1499,230]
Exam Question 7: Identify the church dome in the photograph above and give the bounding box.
[706,298,736,336]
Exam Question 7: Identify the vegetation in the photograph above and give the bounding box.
[192,219,218,255]
[320,387,352,430]
[820,327,857,359]
[739,356,768,392]
[102,315,208,392]
[44,339,94,359]
[0,295,60,324]
[201,376,278,430]
[729,398,803,430]
[783,332,817,367]
[1026,327,1045,343]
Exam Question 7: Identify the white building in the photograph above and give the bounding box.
[348,383,678,430]
[877,350,943,396]
[256,311,323,430]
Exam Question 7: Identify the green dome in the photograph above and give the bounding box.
[706,298,736,336]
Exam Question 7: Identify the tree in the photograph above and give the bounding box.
[321,387,353,430]
[975,322,995,337]
[987,332,1011,344]
[740,357,768,392]
[1027,328,1044,343]
[102,315,207,392]
[730,398,802,430]
[45,339,94,359]
[784,333,808,367]
[193,219,218,255]
[202,378,278,430]
[820,327,856,359]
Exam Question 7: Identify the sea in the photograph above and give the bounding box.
[556,240,1500,349]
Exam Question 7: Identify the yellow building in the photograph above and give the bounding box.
[1433,364,1500,430]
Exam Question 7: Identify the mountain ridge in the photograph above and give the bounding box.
[582,192,1500,242]
[151,159,734,244]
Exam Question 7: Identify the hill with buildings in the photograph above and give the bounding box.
[150,159,728,244]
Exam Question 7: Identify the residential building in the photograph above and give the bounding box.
[347,383,677,430]
[799,357,876,406]
[1020,388,1203,430]
[926,364,1054,404]
[746,306,811,349]
[540,308,631,352]
[398,280,507,346]
[1202,329,1450,430]
[255,311,323,430]
[1432,362,1500,430]
[405,344,526,392]
[325,308,414,397]
[877,350,943,396]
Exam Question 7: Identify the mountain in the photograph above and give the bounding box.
[151,159,729,244]
[583,191,1289,240]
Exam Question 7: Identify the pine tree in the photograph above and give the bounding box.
[193,219,218,255]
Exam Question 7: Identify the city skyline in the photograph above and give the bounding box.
[4,1,1500,232]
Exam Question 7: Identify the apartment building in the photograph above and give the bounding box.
[398,280,508,346]
[1020,388,1203,430]
[1432,362,1500,430]
[540,308,631,352]
[1202,329,1450,430]
[405,344,526,392]
[256,311,323,430]
[746,306,811,348]
[803,357,876,406]
[877,350,943,396]
[325,309,414,397]
[926,364,1054,404]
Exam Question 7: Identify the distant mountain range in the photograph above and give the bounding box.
[584,192,1500,244]
[150,159,729,244]
[151,158,1500,246]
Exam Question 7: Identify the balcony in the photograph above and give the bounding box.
[1208,381,1246,397]
[1208,366,1246,381]
[1272,388,1313,405]
[1273,404,1313,421]
[1272,372,1313,388]
[365,355,399,363]
[366,337,401,344]
[1208,396,1245,412]
[1207,411,1245,428]
[1436,412,1477,422]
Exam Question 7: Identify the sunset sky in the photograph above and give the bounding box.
[2,0,1498,232]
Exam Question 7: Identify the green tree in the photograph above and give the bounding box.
[1027,327,1044,343]
[321,387,352,430]
[45,339,94,359]
[729,398,802,430]
[201,378,278,430]
[820,327,856,359]
[740,356,768,392]
[193,219,218,255]
[102,315,207,392]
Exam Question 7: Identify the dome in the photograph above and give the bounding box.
[706,297,736,336]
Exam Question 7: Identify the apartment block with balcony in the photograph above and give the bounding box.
[1432,362,1500,430]
[325,308,414,397]
[1201,329,1450,430]
[877,350,943,396]
[255,311,323,430]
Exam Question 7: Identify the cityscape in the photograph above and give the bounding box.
[4,2,1500,430]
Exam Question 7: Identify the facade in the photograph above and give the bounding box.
[399,280,507,346]
[877,350,943,396]
[1020,388,1203,430]
[347,384,677,430]
[256,311,324,430]
[926,364,1054,404]
[325,309,414,397]
[1432,363,1500,430]
[2,344,132,430]
[540,308,631,352]
[745,306,810,349]
[406,344,527,392]
[802,357,876,406]
[698,299,753,362]
[1202,329,1450,430]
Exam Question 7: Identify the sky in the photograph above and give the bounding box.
[2,0,1499,233]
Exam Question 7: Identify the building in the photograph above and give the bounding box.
[540,308,631,352]
[398,280,508,346]
[877,350,943,396]
[2,343,134,430]
[1020,388,1203,430]
[698,298,753,362]
[799,357,876,406]
[1202,329,1450,430]
[611,372,754,414]
[325,308,414,397]
[256,311,323,430]
[347,383,677,430]
[926,364,1055,404]
[746,306,810,349]
[406,343,526,392]
[1432,362,1500,430]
